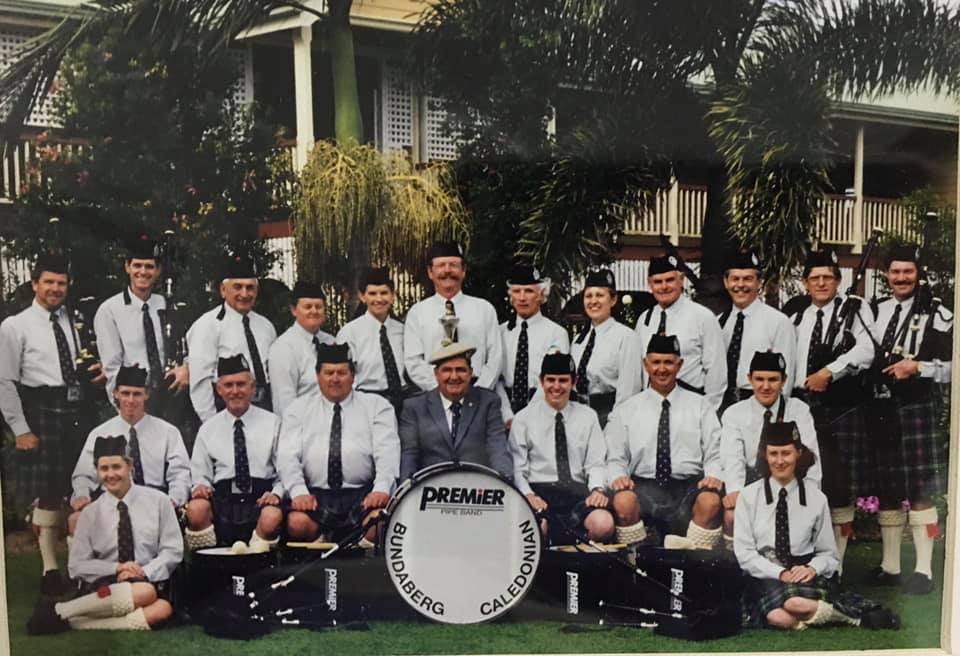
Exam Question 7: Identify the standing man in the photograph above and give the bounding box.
[399,343,513,481]
[787,250,875,569]
[268,280,334,416]
[497,265,570,425]
[184,355,284,551]
[336,268,411,413]
[868,245,952,594]
[93,235,189,409]
[278,343,399,545]
[69,365,191,535]
[0,253,100,594]
[510,353,613,544]
[719,351,820,548]
[606,334,724,549]
[624,255,727,409]
[27,436,182,634]
[403,241,502,391]
[718,251,797,414]
[187,254,277,421]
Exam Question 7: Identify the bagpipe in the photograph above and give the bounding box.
[158,228,189,374]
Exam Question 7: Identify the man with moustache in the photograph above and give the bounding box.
[0,253,102,594]
[93,236,189,410]
[278,343,399,545]
[718,251,797,414]
[606,334,723,549]
[399,343,513,481]
[68,365,191,536]
[867,245,952,594]
[336,268,411,413]
[403,241,502,391]
[184,355,284,551]
[719,351,820,549]
[621,255,727,410]
[268,280,335,416]
[27,435,182,634]
[187,253,277,421]
[787,250,875,570]
[497,265,569,425]
[510,353,613,544]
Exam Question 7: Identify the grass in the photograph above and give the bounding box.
[5,540,944,655]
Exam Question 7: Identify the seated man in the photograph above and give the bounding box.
[720,351,820,547]
[27,436,183,634]
[510,352,613,544]
[605,334,723,548]
[399,342,513,481]
[69,365,191,536]
[185,355,284,551]
[278,343,399,545]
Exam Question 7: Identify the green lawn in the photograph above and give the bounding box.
[5,541,944,655]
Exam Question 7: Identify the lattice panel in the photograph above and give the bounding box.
[227,46,254,109]
[424,95,458,161]
[0,30,61,127]
[382,61,413,154]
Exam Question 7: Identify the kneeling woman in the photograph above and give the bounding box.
[734,422,899,631]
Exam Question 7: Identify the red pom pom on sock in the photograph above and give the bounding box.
[96,585,111,598]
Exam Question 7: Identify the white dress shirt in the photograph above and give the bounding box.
[336,312,406,390]
[734,477,839,580]
[93,287,167,398]
[186,303,277,421]
[872,296,953,383]
[790,295,874,381]
[496,312,570,421]
[277,390,400,497]
[720,297,798,394]
[719,395,820,493]
[191,405,284,497]
[403,291,503,391]
[626,295,728,408]
[570,317,635,399]
[68,484,184,584]
[268,321,334,416]
[71,414,192,506]
[0,300,80,435]
[604,385,722,482]
[509,398,606,495]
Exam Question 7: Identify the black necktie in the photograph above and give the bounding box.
[512,321,530,412]
[727,312,745,389]
[328,403,343,489]
[128,427,144,485]
[242,315,267,388]
[763,409,772,426]
[450,400,462,443]
[575,329,596,396]
[655,398,672,487]
[445,300,459,342]
[880,304,902,356]
[775,487,791,565]
[233,419,252,492]
[806,309,824,376]
[657,309,667,335]
[143,302,163,387]
[50,311,78,386]
[117,500,135,563]
[312,335,322,361]
[380,324,402,394]
[555,411,573,485]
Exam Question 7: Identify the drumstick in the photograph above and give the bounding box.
[285,542,339,550]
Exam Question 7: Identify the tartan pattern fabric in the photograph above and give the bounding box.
[300,484,372,542]
[818,404,873,504]
[530,482,592,545]
[745,575,883,628]
[212,478,273,546]
[873,398,946,501]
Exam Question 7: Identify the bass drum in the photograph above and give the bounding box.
[382,462,542,624]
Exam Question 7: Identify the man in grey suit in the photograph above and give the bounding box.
[399,343,513,481]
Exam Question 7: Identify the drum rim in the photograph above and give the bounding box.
[194,546,278,558]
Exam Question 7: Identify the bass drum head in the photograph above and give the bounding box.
[384,465,541,624]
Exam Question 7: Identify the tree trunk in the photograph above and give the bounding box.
[328,0,363,144]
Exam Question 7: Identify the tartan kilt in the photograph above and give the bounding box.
[291,484,371,542]
[820,404,873,505]
[13,391,91,510]
[873,398,945,502]
[80,575,173,603]
[744,573,884,628]
[212,478,275,546]
[530,482,593,545]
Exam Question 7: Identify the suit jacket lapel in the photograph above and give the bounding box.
[427,391,455,450]
[455,389,480,448]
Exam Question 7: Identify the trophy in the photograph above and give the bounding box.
[439,300,459,346]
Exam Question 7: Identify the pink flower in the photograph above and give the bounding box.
[856,496,880,513]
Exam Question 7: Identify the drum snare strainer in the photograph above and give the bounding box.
[382,463,542,624]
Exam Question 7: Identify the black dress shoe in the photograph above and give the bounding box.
[26,598,69,635]
[860,607,901,630]
[868,566,901,586]
[40,570,71,596]
[903,572,934,595]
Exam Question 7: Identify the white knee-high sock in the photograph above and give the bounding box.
[877,508,906,575]
[33,508,61,573]
[909,507,939,578]
[55,582,134,620]
[831,506,855,572]
[69,607,150,631]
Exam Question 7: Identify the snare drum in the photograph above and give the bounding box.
[382,462,542,624]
